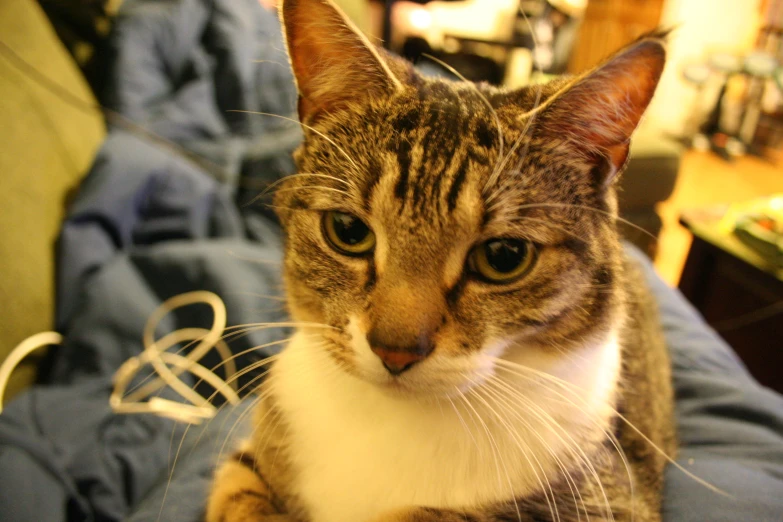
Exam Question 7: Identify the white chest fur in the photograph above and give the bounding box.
[269,333,621,522]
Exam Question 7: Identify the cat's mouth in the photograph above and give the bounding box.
[356,351,497,399]
[377,376,417,395]
[339,316,501,397]
[370,369,495,402]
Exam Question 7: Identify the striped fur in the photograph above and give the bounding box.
[206,1,675,521]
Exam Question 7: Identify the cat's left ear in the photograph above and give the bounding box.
[280,0,404,124]
[537,31,667,184]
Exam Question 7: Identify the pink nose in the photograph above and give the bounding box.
[370,347,429,375]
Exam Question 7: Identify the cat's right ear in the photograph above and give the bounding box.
[280,0,403,124]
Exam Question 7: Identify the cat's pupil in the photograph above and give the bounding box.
[485,239,526,273]
[333,212,369,245]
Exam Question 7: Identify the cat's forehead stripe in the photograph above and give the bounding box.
[387,94,495,221]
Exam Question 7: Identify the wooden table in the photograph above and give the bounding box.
[679,207,783,393]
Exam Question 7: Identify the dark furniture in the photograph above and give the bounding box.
[679,207,783,394]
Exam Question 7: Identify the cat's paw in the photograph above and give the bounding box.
[206,449,293,522]
[367,507,479,522]
[366,508,440,522]
[206,495,274,522]
[205,510,295,522]
[365,509,412,522]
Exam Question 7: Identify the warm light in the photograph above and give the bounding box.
[549,0,587,16]
[409,7,432,31]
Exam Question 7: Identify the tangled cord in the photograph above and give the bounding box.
[111,291,240,424]
[0,331,63,413]
[0,291,240,423]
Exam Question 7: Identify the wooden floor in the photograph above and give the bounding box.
[654,149,782,286]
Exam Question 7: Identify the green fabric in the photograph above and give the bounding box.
[0,0,105,401]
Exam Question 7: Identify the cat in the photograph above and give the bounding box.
[206,0,676,520]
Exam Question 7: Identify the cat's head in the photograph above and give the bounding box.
[274,0,665,397]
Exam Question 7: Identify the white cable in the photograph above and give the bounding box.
[0,331,62,414]
[111,291,241,424]
[2,292,246,424]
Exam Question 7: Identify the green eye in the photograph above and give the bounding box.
[323,211,376,256]
[469,239,536,283]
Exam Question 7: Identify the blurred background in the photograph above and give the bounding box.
[0,0,781,395]
[30,0,781,283]
[10,0,783,280]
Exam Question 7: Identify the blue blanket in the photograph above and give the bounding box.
[1,1,782,521]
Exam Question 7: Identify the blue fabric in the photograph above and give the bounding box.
[627,247,783,520]
[1,124,288,522]
[101,0,301,182]
[1,1,782,520]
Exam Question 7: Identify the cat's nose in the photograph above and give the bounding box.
[366,280,442,375]
[368,328,435,375]
[370,346,431,375]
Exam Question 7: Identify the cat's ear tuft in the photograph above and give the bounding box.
[280,0,403,124]
[539,32,667,183]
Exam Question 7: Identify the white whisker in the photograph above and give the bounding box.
[467,384,550,522]
[485,374,610,521]
[455,390,505,492]
[248,171,358,207]
[480,378,589,522]
[492,358,730,498]
[226,110,362,173]
[492,360,631,521]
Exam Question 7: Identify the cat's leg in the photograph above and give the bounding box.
[205,449,293,522]
[368,507,486,521]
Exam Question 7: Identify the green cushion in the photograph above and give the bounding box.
[0,0,105,401]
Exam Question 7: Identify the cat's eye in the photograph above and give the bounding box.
[468,239,536,283]
[322,211,376,256]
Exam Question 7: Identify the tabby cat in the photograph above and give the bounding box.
[206,0,676,520]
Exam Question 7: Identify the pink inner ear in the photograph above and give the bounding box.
[606,141,630,170]
[599,141,631,184]
[288,34,354,117]
[281,0,398,123]
[286,20,352,101]
[547,39,665,153]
